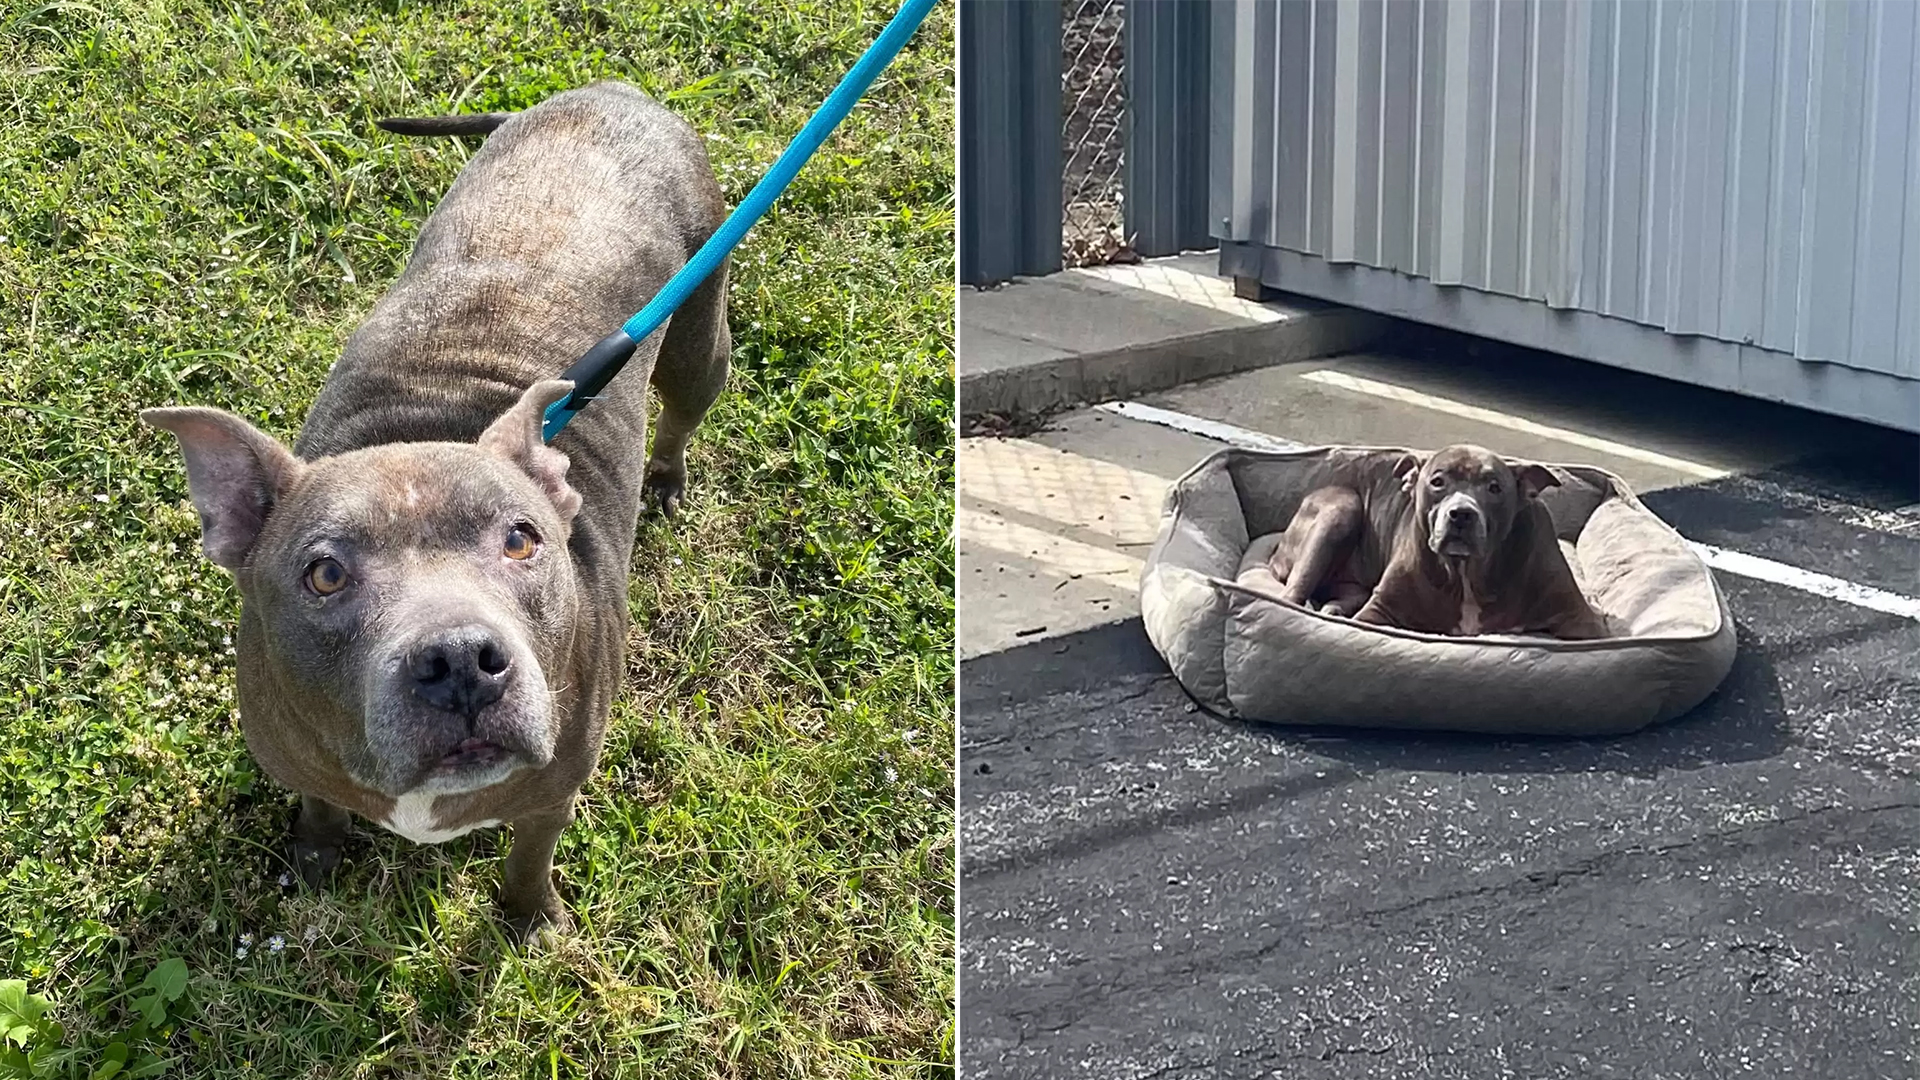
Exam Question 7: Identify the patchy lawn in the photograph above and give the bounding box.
[0,0,954,1076]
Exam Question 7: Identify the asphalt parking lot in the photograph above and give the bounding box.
[959,335,1920,1078]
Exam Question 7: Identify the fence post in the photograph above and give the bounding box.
[958,0,1063,285]
[1125,0,1215,258]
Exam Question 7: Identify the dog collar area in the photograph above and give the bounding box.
[541,328,639,441]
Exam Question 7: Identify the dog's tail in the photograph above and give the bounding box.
[374,112,514,137]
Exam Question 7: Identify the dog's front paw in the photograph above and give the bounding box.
[288,797,349,890]
[642,458,687,518]
[287,837,342,891]
[502,886,571,945]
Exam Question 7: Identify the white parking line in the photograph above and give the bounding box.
[1687,544,1920,621]
[1094,401,1307,452]
[1297,369,1731,480]
[1104,398,1920,621]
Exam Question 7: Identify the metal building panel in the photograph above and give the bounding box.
[1795,1,1870,365]
[1413,0,1446,281]
[1548,0,1594,312]
[1378,0,1420,275]
[1522,0,1563,303]
[1670,0,1736,339]
[1247,0,1283,244]
[1719,0,1781,349]
[1761,0,1813,354]
[1273,0,1310,249]
[1326,0,1357,262]
[1209,0,1238,241]
[1126,0,1215,258]
[958,0,1063,284]
[1900,35,1920,379]
[1848,0,1917,377]
[1328,0,1383,266]
[1211,0,1918,426]
[1576,0,1615,315]
[1636,0,1685,332]
[1307,0,1338,258]
[1460,0,1494,291]
[1484,0,1529,297]
[1430,0,1480,286]
[1600,0,1651,321]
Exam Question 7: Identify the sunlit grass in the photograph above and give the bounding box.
[0,0,954,1075]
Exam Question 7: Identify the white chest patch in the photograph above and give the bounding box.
[380,790,501,845]
[1457,578,1484,635]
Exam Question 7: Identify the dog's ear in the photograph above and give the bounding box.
[1392,452,1423,494]
[140,407,305,569]
[478,380,583,523]
[1517,463,1560,500]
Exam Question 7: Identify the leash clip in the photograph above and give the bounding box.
[542,328,640,442]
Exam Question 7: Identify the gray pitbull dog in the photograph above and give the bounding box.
[140,81,729,937]
[1267,444,1609,639]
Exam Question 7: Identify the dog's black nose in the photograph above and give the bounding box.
[408,628,511,719]
[1448,505,1476,524]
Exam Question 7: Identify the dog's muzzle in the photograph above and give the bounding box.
[1429,492,1487,557]
[360,616,558,796]
[407,624,513,720]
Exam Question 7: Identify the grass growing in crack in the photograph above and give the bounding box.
[0,1,954,1076]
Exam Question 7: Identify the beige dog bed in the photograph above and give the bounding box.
[1140,446,1737,735]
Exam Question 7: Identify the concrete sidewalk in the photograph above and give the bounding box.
[958,253,1386,418]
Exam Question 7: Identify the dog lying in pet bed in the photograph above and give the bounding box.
[1140,444,1737,735]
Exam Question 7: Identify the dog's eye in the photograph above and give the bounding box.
[1428,473,1446,488]
[305,558,349,596]
[503,525,539,561]
[1487,480,1502,495]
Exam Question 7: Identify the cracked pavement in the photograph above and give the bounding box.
[959,368,1920,1077]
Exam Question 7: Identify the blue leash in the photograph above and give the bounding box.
[542,0,942,443]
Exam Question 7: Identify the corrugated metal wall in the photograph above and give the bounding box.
[1214,0,1920,416]
[1126,0,1215,257]
[959,0,1063,284]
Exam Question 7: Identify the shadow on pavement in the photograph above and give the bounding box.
[962,616,1792,782]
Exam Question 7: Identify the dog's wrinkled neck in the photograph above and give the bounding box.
[1425,549,1483,593]
[1434,509,1543,598]
[1412,521,1511,592]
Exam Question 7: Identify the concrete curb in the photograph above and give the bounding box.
[959,300,1391,418]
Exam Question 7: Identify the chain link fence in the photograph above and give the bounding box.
[1061,0,1131,267]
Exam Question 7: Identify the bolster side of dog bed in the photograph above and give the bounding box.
[1219,587,1724,735]
[1574,494,1739,720]
[1140,452,1249,712]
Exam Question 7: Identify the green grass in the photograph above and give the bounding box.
[0,1,954,1076]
